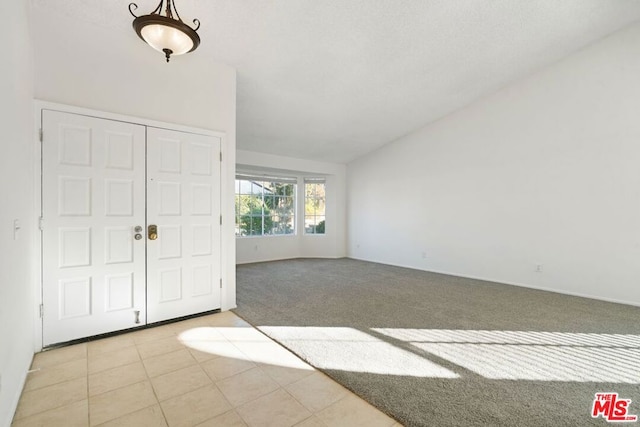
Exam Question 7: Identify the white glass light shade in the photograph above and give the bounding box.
[130,5,201,62]
[140,24,193,55]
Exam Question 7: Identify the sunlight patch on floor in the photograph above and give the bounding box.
[177,326,313,370]
[259,326,460,378]
[372,328,640,383]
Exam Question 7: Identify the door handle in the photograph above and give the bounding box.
[148,224,158,240]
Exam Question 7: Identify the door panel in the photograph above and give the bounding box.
[42,111,147,345]
[146,127,222,323]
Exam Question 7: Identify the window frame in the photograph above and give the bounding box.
[235,174,297,238]
[304,177,326,235]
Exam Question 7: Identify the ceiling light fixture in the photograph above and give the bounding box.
[129,0,200,63]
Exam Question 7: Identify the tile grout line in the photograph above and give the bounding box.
[89,341,158,426]
[14,373,88,421]
[196,336,258,414]
[133,333,170,427]
[86,344,90,427]
[140,327,233,426]
[233,348,336,417]
[185,331,285,424]
[199,323,342,423]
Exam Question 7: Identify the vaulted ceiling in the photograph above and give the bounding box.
[32,1,640,163]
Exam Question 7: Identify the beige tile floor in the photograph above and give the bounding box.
[12,311,402,427]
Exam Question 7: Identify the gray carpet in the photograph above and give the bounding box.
[234,258,640,427]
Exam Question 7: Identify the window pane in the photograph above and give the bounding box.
[273,214,294,235]
[304,215,325,234]
[270,216,281,235]
[305,204,314,216]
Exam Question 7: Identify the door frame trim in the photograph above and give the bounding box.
[33,101,233,351]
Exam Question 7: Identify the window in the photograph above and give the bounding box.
[304,178,326,234]
[235,175,296,236]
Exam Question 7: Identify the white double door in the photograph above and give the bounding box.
[42,110,221,346]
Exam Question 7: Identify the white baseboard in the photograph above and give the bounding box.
[236,255,343,265]
[347,256,640,308]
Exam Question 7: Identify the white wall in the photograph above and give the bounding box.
[236,150,347,264]
[0,1,35,425]
[31,9,238,310]
[348,22,640,306]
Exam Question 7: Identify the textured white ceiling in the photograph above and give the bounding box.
[31,1,640,163]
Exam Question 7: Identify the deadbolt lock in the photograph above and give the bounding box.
[148,224,158,240]
[134,225,143,233]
